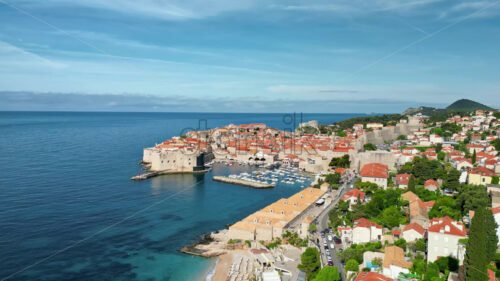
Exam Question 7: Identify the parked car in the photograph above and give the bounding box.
[327,235,333,241]
[333,236,342,244]
[328,260,334,266]
[326,249,330,256]
[329,243,335,249]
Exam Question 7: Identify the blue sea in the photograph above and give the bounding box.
[0,112,363,281]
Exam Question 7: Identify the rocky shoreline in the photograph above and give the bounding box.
[180,230,230,258]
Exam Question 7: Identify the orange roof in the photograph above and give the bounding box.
[403,222,425,235]
[355,272,393,281]
[383,246,412,269]
[468,166,496,177]
[396,173,411,185]
[342,189,365,201]
[354,218,382,229]
[360,163,389,178]
[428,216,466,237]
[424,179,439,187]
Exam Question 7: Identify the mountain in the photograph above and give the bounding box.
[403,99,495,116]
[446,99,493,111]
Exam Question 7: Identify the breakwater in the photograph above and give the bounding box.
[213,176,275,189]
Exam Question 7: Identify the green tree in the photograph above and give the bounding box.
[394,238,407,251]
[382,206,403,228]
[445,169,461,190]
[309,223,317,233]
[363,143,377,151]
[408,176,416,193]
[397,135,406,140]
[485,209,499,263]
[298,247,321,280]
[415,238,427,252]
[463,208,488,281]
[345,259,359,272]
[472,150,477,164]
[313,266,341,281]
[412,258,426,276]
[424,263,440,281]
[492,176,499,184]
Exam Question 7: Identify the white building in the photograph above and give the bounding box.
[360,163,389,189]
[382,246,412,279]
[401,222,425,243]
[427,216,467,264]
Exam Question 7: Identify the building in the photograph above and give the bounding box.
[402,191,419,203]
[352,218,383,244]
[424,179,439,191]
[395,174,411,189]
[341,189,366,210]
[355,272,393,281]
[468,166,496,185]
[427,216,467,264]
[401,222,425,242]
[227,187,326,241]
[360,163,389,189]
[409,199,435,228]
[382,246,412,279]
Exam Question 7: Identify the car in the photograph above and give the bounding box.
[320,232,325,238]
[323,241,328,247]
[333,236,342,244]
[329,243,335,249]
[327,235,333,241]
[328,261,334,266]
[324,245,328,250]
[326,249,330,256]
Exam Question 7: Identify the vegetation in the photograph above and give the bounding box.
[345,259,360,272]
[446,98,493,111]
[309,223,317,233]
[334,114,406,130]
[324,173,342,185]
[298,247,321,280]
[282,231,308,247]
[338,242,382,264]
[329,154,350,168]
[394,238,407,251]
[363,143,376,151]
[463,207,489,281]
[313,266,341,281]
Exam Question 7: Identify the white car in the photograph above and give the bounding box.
[330,243,335,249]
[327,235,333,241]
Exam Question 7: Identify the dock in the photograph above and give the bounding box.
[213,176,275,189]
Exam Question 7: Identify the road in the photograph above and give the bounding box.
[313,173,356,281]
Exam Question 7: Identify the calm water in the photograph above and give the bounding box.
[0,112,363,281]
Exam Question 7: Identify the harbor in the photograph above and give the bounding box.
[213,176,275,189]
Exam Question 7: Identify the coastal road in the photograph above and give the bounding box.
[314,173,356,281]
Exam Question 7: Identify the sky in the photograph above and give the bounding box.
[0,0,499,113]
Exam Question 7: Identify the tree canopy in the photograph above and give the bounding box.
[313,266,341,281]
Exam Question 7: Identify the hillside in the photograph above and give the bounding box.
[446,99,493,111]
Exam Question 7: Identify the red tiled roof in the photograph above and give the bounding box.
[403,222,425,235]
[468,166,496,177]
[396,173,411,185]
[428,216,466,237]
[360,163,389,178]
[342,189,365,201]
[425,179,439,188]
[354,218,382,229]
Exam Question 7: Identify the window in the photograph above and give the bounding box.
[270,209,273,213]
[281,211,284,215]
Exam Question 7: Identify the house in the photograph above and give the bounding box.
[355,272,393,281]
[466,144,484,154]
[424,179,439,191]
[382,246,412,279]
[341,218,383,244]
[395,174,411,189]
[490,206,500,245]
[453,158,473,171]
[401,222,426,242]
[402,147,420,155]
[341,189,366,210]
[427,216,467,264]
[409,199,435,228]
[402,191,419,203]
[468,166,496,185]
[361,163,389,189]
